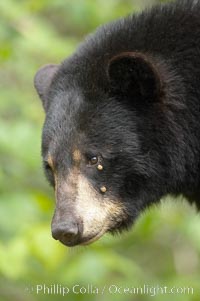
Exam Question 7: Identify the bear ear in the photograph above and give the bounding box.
[34,64,59,111]
[107,52,162,104]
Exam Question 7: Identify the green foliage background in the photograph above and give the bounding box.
[0,0,200,300]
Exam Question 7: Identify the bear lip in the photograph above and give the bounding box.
[80,227,108,246]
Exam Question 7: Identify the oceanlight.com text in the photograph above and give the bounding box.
[25,283,194,297]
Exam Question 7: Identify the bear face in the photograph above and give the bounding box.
[34,1,200,246]
[34,53,171,246]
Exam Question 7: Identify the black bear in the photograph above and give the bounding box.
[34,0,200,246]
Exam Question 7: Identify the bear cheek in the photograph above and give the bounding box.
[74,174,126,241]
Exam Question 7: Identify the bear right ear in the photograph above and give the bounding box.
[107,52,162,104]
[34,64,59,111]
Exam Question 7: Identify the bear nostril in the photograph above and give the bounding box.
[51,222,79,242]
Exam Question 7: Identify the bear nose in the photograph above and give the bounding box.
[51,221,79,246]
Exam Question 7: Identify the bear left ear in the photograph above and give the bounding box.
[34,64,59,111]
[108,52,162,103]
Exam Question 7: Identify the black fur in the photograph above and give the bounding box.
[35,0,200,245]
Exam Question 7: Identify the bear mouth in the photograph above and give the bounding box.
[80,227,108,246]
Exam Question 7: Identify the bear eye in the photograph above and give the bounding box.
[44,161,52,171]
[89,156,98,165]
[43,160,55,187]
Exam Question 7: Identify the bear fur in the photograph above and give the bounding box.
[34,0,200,246]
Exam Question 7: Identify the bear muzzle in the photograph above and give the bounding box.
[51,212,108,246]
[52,173,127,246]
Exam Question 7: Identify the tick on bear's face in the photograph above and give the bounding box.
[34,51,167,247]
